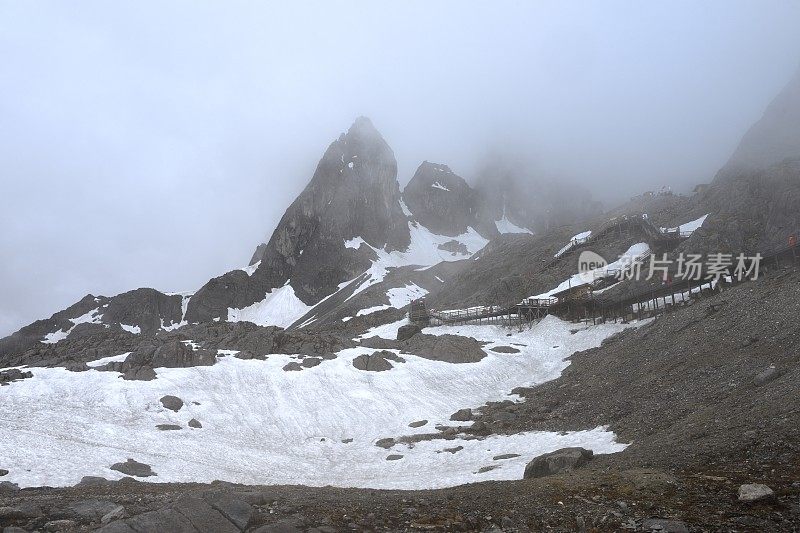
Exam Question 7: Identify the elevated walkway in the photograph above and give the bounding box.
[410,240,799,327]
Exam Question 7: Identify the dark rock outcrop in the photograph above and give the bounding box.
[523,447,593,479]
[361,333,486,363]
[0,368,33,385]
[119,339,215,380]
[101,288,184,336]
[67,499,121,521]
[282,362,303,372]
[449,408,473,422]
[159,395,184,412]
[0,294,107,365]
[396,323,421,342]
[96,492,253,533]
[110,459,156,478]
[490,345,520,353]
[352,351,398,372]
[0,288,187,365]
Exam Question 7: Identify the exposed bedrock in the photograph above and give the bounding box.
[361,333,487,363]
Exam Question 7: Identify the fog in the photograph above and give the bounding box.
[2,1,800,336]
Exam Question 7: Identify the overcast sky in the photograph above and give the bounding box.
[1,1,800,336]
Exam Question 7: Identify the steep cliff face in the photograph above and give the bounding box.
[402,162,478,237]
[185,117,411,323]
[721,66,800,176]
[692,67,800,254]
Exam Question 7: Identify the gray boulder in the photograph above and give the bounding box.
[353,351,395,372]
[401,334,486,363]
[396,323,422,342]
[156,424,182,431]
[738,483,775,502]
[109,459,156,478]
[0,469,7,476]
[188,418,202,429]
[523,447,594,479]
[282,362,303,372]
[450,408,473,421]
[159,395,184,412]
[490,345,521,353]
[300,357,321,368]
[753,366,780,387]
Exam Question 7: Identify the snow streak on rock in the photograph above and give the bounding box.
[227,283,312,328]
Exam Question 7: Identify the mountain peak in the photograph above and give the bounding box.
[402,162,477,237]
[348,116,377,134]
[185,118,410,323]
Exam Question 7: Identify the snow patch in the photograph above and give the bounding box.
[554,231,592,258]
[431,181,450,192]
[342,222,488,303]
[239,261,261,276]
[661,214,709,236]
[1,316,640,489]
[532,243,650,299]
[344,236,367,249]
[357,316,409,340]
[387,283,428,308]
[41,308,104,344]
[356,304,391,317]
[495,216,533,235]
[86,352,131,368]
[120,324,141,335]
[227,283,311,328]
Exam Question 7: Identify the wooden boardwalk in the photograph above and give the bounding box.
[410,298,555,327]
[410,240,799,327]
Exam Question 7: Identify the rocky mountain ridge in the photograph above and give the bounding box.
[3,62,800,366]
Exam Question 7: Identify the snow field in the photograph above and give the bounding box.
[0,316,642,489]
